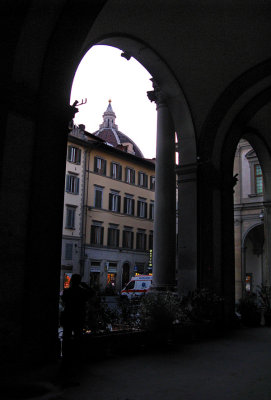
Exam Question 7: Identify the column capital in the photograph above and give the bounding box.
[147,78,167,109]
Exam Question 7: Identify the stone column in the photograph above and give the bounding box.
[147,81,176,290]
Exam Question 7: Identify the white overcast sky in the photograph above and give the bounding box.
[70,45,157,159]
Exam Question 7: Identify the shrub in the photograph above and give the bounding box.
[181,288,223,325]
[139,291,186,333]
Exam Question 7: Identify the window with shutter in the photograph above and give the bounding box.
[66,206,75,228]
[94,157,106,175]
[136,231,146,250]
[108,227,119,247]
[90,225,104,245]
[65,243,73,260]
[66,174,79,194]
[124,197,134,215]
[122,230,134,249]
[138,200,147,218]
[109,193,120,212]
[94,187,103,208]
[67,146,81,164]
[150,176,155,190]
[149,202,154,220]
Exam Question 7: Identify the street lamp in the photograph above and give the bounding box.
[259,210,264,221]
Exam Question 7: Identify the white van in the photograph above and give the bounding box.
[121,275,152,300]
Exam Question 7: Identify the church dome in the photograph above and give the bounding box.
[93,100,144,158]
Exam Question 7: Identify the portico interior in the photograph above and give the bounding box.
[1,0,271,365]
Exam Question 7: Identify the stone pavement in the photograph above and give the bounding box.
[3,327,271,400]
[60,327,271,400]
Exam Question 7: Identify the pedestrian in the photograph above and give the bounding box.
[61,274,88,357]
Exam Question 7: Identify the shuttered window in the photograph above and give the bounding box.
[107,228,120,247]
[122,230,134,249]
[111,162,122,180]
[67,146,81,164]
[66,174,79,194]
[138,172,148,188]
[94,187,103,208]
[90,225,104,245]
[65,243,73,260]
[149,202,154,220]
[136,231,147,250]
[66,206,76,228]
[125,167,135,184]
[124,197,135,215]
[137,200,147,218]
[109,193,121,212]
[150,176,155,190]
[94,156,107,175]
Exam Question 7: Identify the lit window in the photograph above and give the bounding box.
[255,164,263,194]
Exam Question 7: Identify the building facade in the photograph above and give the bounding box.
[61,103,155,293]
[234,139,264,301]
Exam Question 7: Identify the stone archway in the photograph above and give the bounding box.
[242,224,264,295]
[198,79,271,322]
[80,36,197,292]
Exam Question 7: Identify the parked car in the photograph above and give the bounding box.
[120,275,152,300]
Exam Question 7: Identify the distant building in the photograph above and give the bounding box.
[234,139,264,301]
[61,102,155,292]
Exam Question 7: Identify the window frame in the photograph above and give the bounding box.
[66,174,80,194]
[137,199,147,218]
[107,227,120,248]
[90,224,104,246]
[109,192,121,213]
[67,145,81,164]
[125,167,135,184]
[94,156,107,176]
[66,206,76,229]
[94,186,103,208]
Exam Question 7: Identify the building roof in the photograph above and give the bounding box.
[93,100,144,158]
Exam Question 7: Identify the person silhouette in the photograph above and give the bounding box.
[61,274,88,347]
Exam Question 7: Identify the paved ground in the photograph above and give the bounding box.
[59,327,271,400]
[3,327,271,400]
